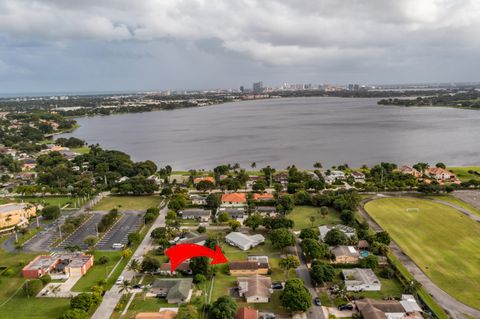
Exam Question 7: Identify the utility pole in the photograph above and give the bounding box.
[95,223,99,238]
[36,216,40,228]
[58,224,62,240]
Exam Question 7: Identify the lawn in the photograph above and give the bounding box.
[3,196,73,207]
[111,295,172,319]
[448,166,480,182]
[364,197,480,310]
[92,195,162,211]
[288,206,341,230]
[428,195,480,217]
[72,251,124,292]
[0,240,70,319]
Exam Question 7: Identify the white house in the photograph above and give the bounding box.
[238,275,272,303]
[225,232,265,251]
[342,268,381,292]
[323,170,346,184]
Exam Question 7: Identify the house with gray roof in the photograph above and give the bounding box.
[225,232,265,251]
[179,209,211,222]
[342,268,381,291]
[150,278,193,304]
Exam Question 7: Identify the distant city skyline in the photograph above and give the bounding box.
[0,1,480,93]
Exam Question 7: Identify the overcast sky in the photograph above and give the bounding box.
[0,0,479,93]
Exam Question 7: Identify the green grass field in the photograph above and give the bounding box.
[288,206,341,230]
[0,240,70,319]
[428,195,480,217]
[365,197,480,309]
[92,195,161,211]
[448,166,480,182]
[0,196,73,207]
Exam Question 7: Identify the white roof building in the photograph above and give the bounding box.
[342,268,381,291]
[225,232,265,251]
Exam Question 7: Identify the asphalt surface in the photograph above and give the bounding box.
[295,239,326,319]
[57,213,104,250]
[96,211,143,250]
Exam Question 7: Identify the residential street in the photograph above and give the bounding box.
[90,203,167,319]
[295,240,326,319]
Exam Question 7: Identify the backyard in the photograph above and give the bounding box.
[364,197,480,310]
[288,205,341,230]
[92,195,162,211]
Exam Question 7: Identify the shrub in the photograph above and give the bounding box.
[41,205,61,220]
[40,274,52,285]
[23,279,43,297]
[98,256,109,265]
[61,309,88,319]
[197,226,206,233]
[379,266,396,279]
[70,293,94,312]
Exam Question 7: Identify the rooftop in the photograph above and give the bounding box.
[221,193,247,203]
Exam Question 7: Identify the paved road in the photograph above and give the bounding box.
[294,240,326,319]
[96,211,143,250]
[359,195,480,319]
[91,202,167,319]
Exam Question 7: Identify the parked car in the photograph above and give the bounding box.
[314,297,321,306]
[132,284,142,289]
[338,304,353,311]
[115,276,124,285]
[271,282,283,289]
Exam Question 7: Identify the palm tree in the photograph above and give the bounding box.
[118,280,132,294]
[128,259,141,273]
[309,215,315,227]
[142,285,149,301]
[314,162,322,169]
[250,162,256,169]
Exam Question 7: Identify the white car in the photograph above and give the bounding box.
[116,276,124,285]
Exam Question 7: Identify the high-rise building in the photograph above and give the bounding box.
[240,86,244,93]
[253,81,264,93]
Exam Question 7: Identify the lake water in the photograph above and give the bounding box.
[59,97,480,170]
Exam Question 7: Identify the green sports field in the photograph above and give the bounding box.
[364,197,480,310]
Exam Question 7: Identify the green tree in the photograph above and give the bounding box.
[141,256,161,273]
[320,206,329,218]
[218,212,230,223]
[228,219,241,231]
[209,296,237,319]
[339,209,355,226]
[206,193,221,209]
[127,232,141,246]
[61,309,88,319]
[280,278,312,312]
[374,231,391,245]
[359,255,378,269]
[177,304,200,319]
[23,279,43,297]
[270,228,295,251]
[299,228,319,240]
[41,205,61,220]
[310,261,336,285]
[301,239,328,261]
[323,228,348,246]
[70,293,94,312]
[190,257,210,276]
[244,213,263,231]
[83,235,98,249]
[279,255,300,279]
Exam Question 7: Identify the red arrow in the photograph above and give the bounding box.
[165,244,228,272]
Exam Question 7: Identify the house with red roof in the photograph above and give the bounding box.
[221,193,247,206]
[193,176,215,184]
[252,193,274,201]
[236,307,258,319]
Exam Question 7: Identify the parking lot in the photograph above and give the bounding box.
[57,213,104,250]
[96,211,143,250]
[23,212,75,252]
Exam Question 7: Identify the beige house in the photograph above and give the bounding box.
[0,203,36,230]
[229,259,269,276]
[238,274,272,303]
[331,246,359,264]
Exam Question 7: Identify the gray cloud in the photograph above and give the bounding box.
[0,0,479,92]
